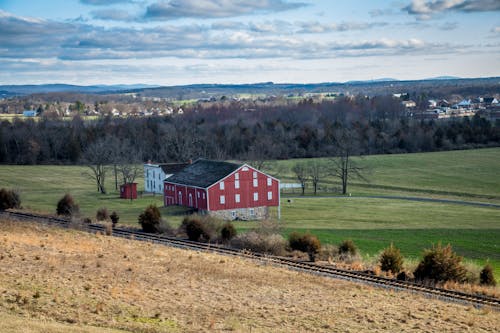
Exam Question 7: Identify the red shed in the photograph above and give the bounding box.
[164,159,280,220]
[120,183,137,199]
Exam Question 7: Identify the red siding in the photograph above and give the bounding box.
[164,181,207,210]
[208,166,279,211]
[164,165,279,212]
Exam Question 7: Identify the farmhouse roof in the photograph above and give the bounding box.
[159,163,190,175]
[166,159,242,188]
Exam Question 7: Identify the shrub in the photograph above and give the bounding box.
[0,188,21,211]
[288,232,321,261]
[254,219,282,236]
[317,244,338,261]
[338,239,357,256]
[220,222,237,242]
[96,207,109,222]
[413,243,467,283]
[104,223,113,236]
[379,243,404,274]
[180,215,211,242]
[231,232,286,256]
[82,217,92,224]
[479,264,496,286]
[56,194,79,216]
[110,211,119,227]
[138,204,161,233]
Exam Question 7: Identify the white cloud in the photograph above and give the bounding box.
[144,0,307,20]
[404,0,500,19]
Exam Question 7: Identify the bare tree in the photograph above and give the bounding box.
[292,162,309,196]
[115,141,143,185]
[329,129,367,195]
[308,160,327,195]
[81,138,115,194]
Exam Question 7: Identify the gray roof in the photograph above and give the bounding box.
[159,163,190,175]
[166,159,242,188]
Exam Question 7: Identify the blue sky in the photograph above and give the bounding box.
[0,0,499,85]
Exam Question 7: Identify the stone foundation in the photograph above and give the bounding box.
[204,206,269,221]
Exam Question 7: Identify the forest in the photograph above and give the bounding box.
[0,95,498,165]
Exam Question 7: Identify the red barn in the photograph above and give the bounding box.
[164,159,280,220]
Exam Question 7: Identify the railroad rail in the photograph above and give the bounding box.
[1,210,499,310]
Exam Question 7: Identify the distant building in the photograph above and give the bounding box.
[164,159,280,220]
[144,161,190,194]
[23,110,37,117]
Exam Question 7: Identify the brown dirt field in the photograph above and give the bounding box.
[0,220,499,333]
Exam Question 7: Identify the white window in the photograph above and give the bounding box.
[253,179,258,187]
[235,180,240,189]
[235,194,240,203]
[197,192,200,198]
[202,193,205,199]
[231,211,236,218]
[267,177,272,186]
[250,208,255,216]
[253,193,258,201]
[267,191,272,200]
[235,172,239,180]
[253,171,257,178]
[220,181,225,190]
[220,195,225,204]
[242,167,249,171]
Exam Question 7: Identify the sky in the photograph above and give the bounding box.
[0,0,499,85]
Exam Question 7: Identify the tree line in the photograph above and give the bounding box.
[0,96,498,167]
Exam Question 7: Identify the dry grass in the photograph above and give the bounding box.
[0,219,499,333]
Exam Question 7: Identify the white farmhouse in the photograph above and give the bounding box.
[144,162,189,194]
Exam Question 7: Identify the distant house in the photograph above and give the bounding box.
[164,159,280,220]
[144,161,190,194]
[483,97,499,105]
[23,110,37,117]
[401,100,416,108]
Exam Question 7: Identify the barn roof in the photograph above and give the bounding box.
[165,159,242,188]
[159,163,190,175]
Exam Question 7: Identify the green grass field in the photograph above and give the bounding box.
[268,148,500,202]
[0,148,499,275]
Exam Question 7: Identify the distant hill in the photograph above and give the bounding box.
[1,77,498,99]
[0,84,159,96]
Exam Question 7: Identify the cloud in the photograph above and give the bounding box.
[80,0,134,5]
[404,0,500,19]
[91,9,136,21]
[0,9,460,63]
[144,0,307,20]
[492,26,500,34]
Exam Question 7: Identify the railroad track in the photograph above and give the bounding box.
[1,210,499,309]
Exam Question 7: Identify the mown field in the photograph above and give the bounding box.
[0,148,499,275]
[1,221,498,332]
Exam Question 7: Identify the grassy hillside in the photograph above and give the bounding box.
[0,148,498,274]
[1,221,498,332]
[270,147,500,201]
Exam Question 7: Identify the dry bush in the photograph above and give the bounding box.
[220,222,237,243]
[104,223,113,236]
[138,204,161,233]
[379,243,404,274]
[253,219,282,236]
[317,244,338,261]
[157,219,175,236]
[288,232,321,262]
[56,194,79,217]
[110,211,119,227]
[231,232,286,256]
[338,239,358,256]
[0,188,21,211]
[479,264,496,286]
[180,216,209,241]
[96,207,109,222]
[414,243,468,283]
